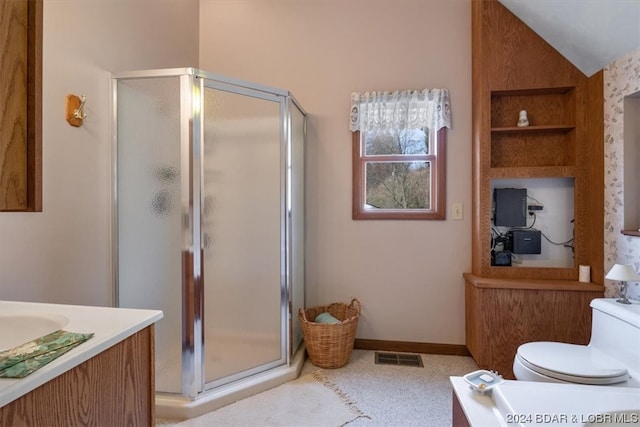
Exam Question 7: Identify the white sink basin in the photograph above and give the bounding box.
[0,312,69,351]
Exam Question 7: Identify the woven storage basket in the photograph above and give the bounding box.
[299,298,361,369]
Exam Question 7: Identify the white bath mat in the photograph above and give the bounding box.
[157,370,368,427]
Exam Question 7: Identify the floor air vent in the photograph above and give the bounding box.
[374,352,423,367]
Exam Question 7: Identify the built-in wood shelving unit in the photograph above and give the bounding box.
[471,0,604,282]
[465,0,605,379]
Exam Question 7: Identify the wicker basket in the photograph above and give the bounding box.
[299,298,361,369]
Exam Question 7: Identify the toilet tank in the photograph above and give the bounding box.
[589,298,640,376]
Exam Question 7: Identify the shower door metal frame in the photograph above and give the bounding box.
[112,68,305,399]
[284,95,307,359]
[198,76,289,392]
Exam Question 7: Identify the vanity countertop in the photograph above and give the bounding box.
[0,300,163,408]
[451,376,508,426]
[450,376,640,426]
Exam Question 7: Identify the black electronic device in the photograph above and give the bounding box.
[494,188,527,227]
[492,250,512,266]
[510,229,542,254]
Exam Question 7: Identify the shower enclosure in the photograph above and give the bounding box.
[111,68,306,417]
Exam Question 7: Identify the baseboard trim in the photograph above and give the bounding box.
[354,339,471,357]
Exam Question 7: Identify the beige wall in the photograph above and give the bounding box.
[199,0,473,344]
[0,0,199,305]
[0,0,472,345]
[2,0,631,347]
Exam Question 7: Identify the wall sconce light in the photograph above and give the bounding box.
[605,263,640,304]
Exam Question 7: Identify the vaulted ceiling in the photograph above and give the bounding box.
[498,0,640,76]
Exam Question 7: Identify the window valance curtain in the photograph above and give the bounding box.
[349,89,451,133]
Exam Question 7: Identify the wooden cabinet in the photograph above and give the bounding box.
[466,0,605,378]
[0,0,42,211]
[452,390,471,427]
[464,274,602,379]
[0,326,156,427]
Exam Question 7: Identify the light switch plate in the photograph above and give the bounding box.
[452,203,463,220]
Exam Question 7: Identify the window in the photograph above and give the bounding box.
[350,89,450,220]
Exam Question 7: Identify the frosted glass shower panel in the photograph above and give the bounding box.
[202,85,283,385]
[290,103,306,355]
[114,68,306,401]
[116,77,183,394]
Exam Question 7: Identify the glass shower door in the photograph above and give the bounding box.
[201,81,286,388]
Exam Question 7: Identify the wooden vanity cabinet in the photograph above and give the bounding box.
[0,326,156,427]
[452,391,471,427]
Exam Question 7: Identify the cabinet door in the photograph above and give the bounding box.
[0,0,42,211]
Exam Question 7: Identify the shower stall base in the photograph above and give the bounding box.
[155,331,284,390]
[156,346,306,420]
[112,68,306,421]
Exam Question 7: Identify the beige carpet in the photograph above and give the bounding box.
[156,370,368,427]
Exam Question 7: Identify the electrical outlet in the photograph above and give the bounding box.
[452,203,463,220]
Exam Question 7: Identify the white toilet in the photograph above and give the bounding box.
[513,298,640,387]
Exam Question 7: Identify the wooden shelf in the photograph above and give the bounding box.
[486,265,577,281]
[491,125,575,134]
[491,87,574,97]
[464,273,604,292]
[488,165,575,179]
[489,86,575,168]
[621,230,640,237]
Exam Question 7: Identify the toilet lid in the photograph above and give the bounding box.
[517,342,629,385]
